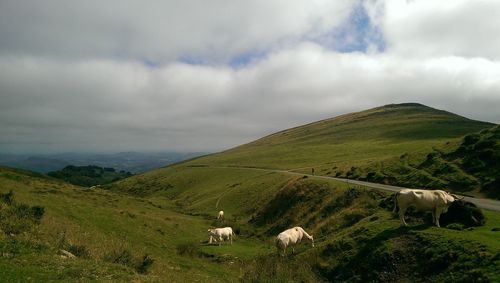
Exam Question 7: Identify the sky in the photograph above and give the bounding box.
[1,0,499,154]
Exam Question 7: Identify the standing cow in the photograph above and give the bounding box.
[217,210,224,220]
[276,227,314,256]
[208,227,235,245]
[394,189,458,227]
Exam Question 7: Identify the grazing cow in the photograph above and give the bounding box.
[208,227,234,246]
[276,227,314,256]
[394,189,458,227]
[217,210,224,220]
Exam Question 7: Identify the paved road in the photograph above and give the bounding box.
[207,166,500,212]
[329,177,500,212]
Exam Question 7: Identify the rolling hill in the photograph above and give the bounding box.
[2,103,499,282]
[186,103,493,170]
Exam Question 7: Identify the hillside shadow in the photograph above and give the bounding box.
[318,224,430,282]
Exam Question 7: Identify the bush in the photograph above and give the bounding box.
[0,192,45,235]
[136,254,154,274]
[104,248,154,274]
[67,244,90,258]
[440,200,485,227]
[0,190,14,205]
[176,242,201,257]
[106,248,134,265]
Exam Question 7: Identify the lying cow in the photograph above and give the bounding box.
[208,227,234,246]
[217,210,224,220]
[394,189,458,227]
[276,226,314,256]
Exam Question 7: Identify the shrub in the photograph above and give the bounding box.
[0,190,14,205]
[439,200,485,227]
[176,242,201,257]
[67,244,90,258]
[104,248,154,274]
[136,254,154,274]
[0,192,45,235]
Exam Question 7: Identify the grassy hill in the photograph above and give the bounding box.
[2,103,499,282]
[2,164,500,282]
[357,125,500,198]
[188,103,493,172]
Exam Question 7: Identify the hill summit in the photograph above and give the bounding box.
[189,103,494,171]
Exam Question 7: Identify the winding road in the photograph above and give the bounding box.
[207,166,500,212]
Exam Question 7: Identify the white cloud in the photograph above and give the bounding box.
[1,44,499,153]
[369,0,500,60]
[0,1,499,153]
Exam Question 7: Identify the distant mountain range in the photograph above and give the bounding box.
[0,151,206,173]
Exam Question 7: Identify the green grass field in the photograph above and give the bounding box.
[1,103,499,282]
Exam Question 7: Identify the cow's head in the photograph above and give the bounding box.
[445,192,462,203]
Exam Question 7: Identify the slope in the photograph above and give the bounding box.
[357,125,500,198]
[0,166,269,282]
[187,103,494,171]
[106,103,499,281]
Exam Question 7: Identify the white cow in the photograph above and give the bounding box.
[208,227,234,245]
[394,189,458,227]
[276,227,314,256]
[217,210,224,220]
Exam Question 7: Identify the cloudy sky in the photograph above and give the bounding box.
[1,0,499,154]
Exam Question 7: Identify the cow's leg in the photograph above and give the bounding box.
[435,208,442,227]
[399,207,408,226]
[209,236,213,244]
[431,211,436,224]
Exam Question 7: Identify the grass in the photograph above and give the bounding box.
[184,103,493,171]
[2,163,500,282]
[1,103,499,281]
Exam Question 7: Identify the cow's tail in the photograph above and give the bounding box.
[393,191,399,214]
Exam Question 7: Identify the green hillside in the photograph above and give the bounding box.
[356,125,500,198]
[2,103,499,282]
[189,103,493,171]
[3,164,500,282]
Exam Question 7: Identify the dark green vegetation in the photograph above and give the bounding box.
[354,125,500,199]
[1,103,499,282]
[48,165,133,187]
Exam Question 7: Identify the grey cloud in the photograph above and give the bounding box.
[2,44,499,153]
[1,1,499,154]
[0,0,353,63]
